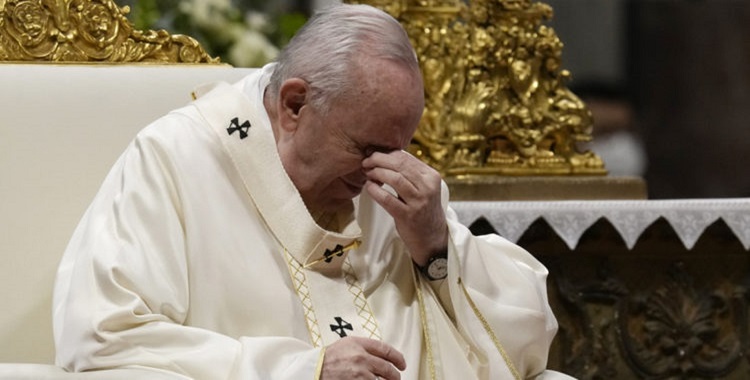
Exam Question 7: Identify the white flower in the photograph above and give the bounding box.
[179,0,232,30]
[228,29,279,67]
[161,0,285,66]
[245,11,271,33]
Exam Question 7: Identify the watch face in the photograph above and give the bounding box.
[427,257,448,280]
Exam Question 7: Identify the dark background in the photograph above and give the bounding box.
[546,0,750,199]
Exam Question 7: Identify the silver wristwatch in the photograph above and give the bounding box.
[419,251,448,281]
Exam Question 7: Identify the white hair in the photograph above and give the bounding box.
[267,4,420,114]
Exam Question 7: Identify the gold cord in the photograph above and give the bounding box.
[458,278,522,380]
[413,266,437,380]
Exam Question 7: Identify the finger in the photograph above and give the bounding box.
[365,180,407,217]
[369,357,402,380]
[364,151,441,194]
[362,150,412,172]
[359,338,407,371]
[365,167,418,200]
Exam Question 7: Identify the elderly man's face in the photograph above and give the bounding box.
[281,60,424,214]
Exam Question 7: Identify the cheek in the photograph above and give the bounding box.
[311,153,362,186]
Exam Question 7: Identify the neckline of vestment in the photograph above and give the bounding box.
[192,64,364,274]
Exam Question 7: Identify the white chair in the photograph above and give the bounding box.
[0,63,256,378]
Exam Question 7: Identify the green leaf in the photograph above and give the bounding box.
[276,12,307,46]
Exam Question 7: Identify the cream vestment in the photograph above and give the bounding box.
[53,65,572,380]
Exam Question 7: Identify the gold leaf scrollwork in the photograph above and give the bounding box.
[0,0,219,63]
[346,0,606,176]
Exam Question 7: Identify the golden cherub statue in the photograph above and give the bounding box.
[347,0,606,176]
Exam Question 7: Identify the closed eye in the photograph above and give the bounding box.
[363,145,396,158]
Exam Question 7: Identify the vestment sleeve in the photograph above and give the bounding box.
[439,185,571,379]
[52,119,320,380]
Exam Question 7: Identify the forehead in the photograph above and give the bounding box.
[336,60,424,149]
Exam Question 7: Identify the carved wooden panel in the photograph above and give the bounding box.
[470,217,750,379]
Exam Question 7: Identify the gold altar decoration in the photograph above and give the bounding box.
[0,0,219,63]
[346,0,606,176]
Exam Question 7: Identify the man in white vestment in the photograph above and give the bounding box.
[53,4,574,380]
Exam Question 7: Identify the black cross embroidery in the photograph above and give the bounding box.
[323,245,345,263]
[330,317,353,338]
[226,117,251,139]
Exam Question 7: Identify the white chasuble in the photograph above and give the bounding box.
[53,64,574,380]
[193,79,378,348]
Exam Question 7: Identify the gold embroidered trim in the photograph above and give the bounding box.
[314,347,326,380]
[458,278,521,380]
[304,240,361,268]
[413,266,437,380]
[342,259,381,340]
[284,248,323,347]
[285,247,381,347]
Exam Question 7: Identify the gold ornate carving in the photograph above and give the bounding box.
[346,0,606,175]
[0,0,219,63]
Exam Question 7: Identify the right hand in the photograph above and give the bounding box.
[321,336,406,379]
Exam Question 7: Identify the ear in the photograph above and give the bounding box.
[278,78,309,132]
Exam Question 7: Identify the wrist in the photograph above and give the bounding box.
[416,249,448,281]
